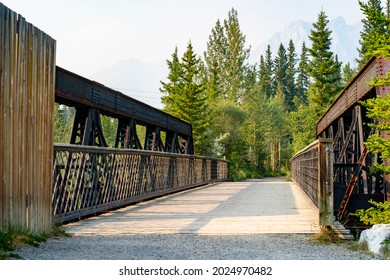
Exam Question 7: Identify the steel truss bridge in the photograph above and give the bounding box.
[292,57,390,230]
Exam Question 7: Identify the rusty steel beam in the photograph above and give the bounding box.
[317,57,390,136]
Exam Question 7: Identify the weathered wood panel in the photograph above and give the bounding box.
[0,3,56,233]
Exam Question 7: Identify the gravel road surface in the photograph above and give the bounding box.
[15,233,377,260]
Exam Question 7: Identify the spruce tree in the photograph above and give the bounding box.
[296,42,310,105]
[204,8,250,104]
[308,10,342,113]
[273,43,288,100]
[203,8,252,172]
[342,62,356,87]
[357,0,388,66]
[223,8,250,103]
[160,47,183,114]
[359,1,390,175]
[160,42,209,155]
[262,45,274,99]
[204,19,226,101]
[286,40,297,111]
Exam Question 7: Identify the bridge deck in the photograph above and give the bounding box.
[65,178,320,235]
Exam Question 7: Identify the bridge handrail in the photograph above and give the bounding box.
[290,139,334,226]
[52,144,229,223]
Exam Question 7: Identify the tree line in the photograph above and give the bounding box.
[54,0,390,180]
[159,0,390,179]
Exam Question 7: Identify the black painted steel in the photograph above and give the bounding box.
[55,66,194,154]
[315,57,389,227]
[52,144,229,223]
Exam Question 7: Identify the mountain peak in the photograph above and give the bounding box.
[249,16,361,67]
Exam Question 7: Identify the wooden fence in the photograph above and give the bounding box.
[52,144,229,223]
[0,4,56,233]
[290,139,334,226]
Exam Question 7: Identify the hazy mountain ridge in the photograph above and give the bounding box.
[90,59,168,108]
[91,16,362,109]
[249,16,362,66]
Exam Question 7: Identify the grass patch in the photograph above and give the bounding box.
[310,226,341,245]
[0,223,70,260]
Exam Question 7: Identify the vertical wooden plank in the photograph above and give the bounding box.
[318,139,334,226]
[7,7,16,228]
[0,3,55,231]
[0,3,5,227]
[17,14,28,228]
[25,22,34,231]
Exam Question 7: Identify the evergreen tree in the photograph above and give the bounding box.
[342,62,356,87]
[223,8,250,103]
[203,8,253,175]
[204,19,226,101]
[273,43,288,100]
[357,0,388,66]
[160,42,209,155]
[204,8,250,104]
[286,40,297,111]
[295,42,310,105]
[265,83,289,171]
[308,10,342,114]
[261,45,274,99]
[359,1,390,175]
[160,47,183,114]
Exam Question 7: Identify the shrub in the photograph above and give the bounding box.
[352,200,390,225]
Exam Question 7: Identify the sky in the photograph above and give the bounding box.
[1,0,379,78]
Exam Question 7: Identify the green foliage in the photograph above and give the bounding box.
[0,224,70,259]
[308,10,342,108]
[54,103,74,143]
[100,115,118,147]
[361,84,390,175]
[310,226,341,245]
[357,0,390,66]
[0,226,47,259]
[352,200,390,225]
[295,42,310,105]
[204,8,250,103]
[342,62,357,87]
[161,41,210,155]
[286,40,297,111]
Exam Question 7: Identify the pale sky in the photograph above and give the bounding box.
[1,0,378,77]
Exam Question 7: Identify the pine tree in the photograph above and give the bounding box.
[286,40,297,111]
[295,42,310,105]
[204,20,226,101]
[203,8,252,174]
[273,43,288,100]
[342,62,356,87]
[261,45,274,99]
[357,0,388,66]
[308,10,342,113]
[160,42,209,155]
[204,8,250,104]
[160,47,183,114]
[358,1,390,175]
[223,8,250,103]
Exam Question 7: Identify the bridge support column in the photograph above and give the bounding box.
[70,107,107,147]
[115,118,142,149]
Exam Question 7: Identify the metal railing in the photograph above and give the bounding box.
[52,144,229,223]
[290,139,334,226]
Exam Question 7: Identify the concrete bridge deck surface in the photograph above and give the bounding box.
[65,178,320,235]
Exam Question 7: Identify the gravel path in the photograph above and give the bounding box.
[15,233,377,260]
